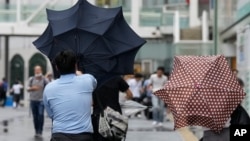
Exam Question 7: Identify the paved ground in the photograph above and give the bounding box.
[0,107,200,141]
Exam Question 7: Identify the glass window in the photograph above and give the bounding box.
[168,0,186,4]
[96,0,131,9]
[142,0,166,8]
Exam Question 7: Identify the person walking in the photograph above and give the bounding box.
[0,82,5,106]
[141,76,153,120]
[27,65,48,138]
[1,78,8,107]
[127,73,143,102]
[43,50,97,141]
[92,76,133,141]
[127,73,143,117]
[149,67,167,127]
[11,80,23,108]
[199,77,250,141]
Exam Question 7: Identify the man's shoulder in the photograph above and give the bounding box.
[77,74,95,81]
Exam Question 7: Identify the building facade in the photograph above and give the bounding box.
[0,0,213,104]
[218,0,250,114]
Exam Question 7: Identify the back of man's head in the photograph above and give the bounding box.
[157,67,165,72]
[134,73,143,78]
[55,50,76,75]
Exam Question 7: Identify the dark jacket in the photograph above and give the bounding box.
[0,84,5,98]
[230,105,250,125]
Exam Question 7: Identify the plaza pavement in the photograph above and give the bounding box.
[0,107,200,141]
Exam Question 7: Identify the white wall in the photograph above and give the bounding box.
[220,42,236,57]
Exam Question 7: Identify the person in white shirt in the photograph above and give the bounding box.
[127,73,143,101]
[127,73,143,117]
[11,80,23,108]
[149,67,167,126]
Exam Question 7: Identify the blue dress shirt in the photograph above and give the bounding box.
[43,74,97,134]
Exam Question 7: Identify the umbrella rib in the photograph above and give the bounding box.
[200,91,217,130]
[82,37,114,57]
[199,56,217,88]
[104,37,143,55]
[179,61,196,85]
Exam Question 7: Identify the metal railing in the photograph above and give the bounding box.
[174,41,214,55]
[0,0,77,24]
[0,0,191,29]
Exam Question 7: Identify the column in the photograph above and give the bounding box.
[131,0,142,30]
[4,36,9,84]
[16,0,21,23]
[174,11,180,43]
[202,11,208,42]
[189,0,200,27]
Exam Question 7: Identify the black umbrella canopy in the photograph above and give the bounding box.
[33,0,146,84]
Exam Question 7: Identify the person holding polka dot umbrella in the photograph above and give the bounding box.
[154,55,245,137]
[198,71,250,141]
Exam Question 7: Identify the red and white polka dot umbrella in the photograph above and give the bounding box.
[155,55,245,132]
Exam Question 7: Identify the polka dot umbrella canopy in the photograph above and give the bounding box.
[155,55,245,132]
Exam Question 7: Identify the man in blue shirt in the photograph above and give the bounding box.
[43,50,97,141]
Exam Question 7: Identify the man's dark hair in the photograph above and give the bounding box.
[2,78,6,81]
[14,80,19,84]
[54,50,76,75]
[134,73,143,78]
[157,67,165,72]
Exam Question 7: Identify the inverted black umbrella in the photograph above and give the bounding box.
[33,0,146,84]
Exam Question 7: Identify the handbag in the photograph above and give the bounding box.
[96,93,128,140]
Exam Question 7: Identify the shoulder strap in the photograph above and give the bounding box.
[29,77,34,87]
[95,92,105,116]
[29,77,47,88]
[42,77,47,87]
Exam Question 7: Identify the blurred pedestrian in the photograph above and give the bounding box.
[149,67,167,127]
[141,75,153,120]
[0,77,8,107]
[11,80,23,108]
[27,65,48,138]
[0,82,5,106]
[127,73,143,117]
[44,50,97,141]
[127,73,143,102]
[92,76,132,141]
